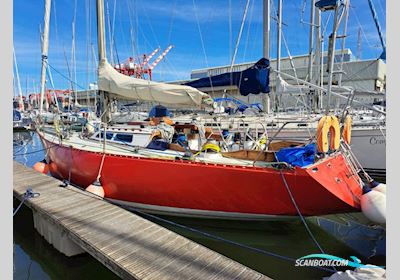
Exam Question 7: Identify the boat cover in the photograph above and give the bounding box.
[275,143,316,167]
[185,58,270,96]
[148,105,171,117]
[98,61,213,107]
[13,109,22,122]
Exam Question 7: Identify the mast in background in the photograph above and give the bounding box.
[315,0,346,113]
[313,7,323,110]
[273,0,283,112]
[262,0,271,114]
[39,0,51,115]
[307,0,316,83]
[367,0,386,59]
[356,27,362,61]
[13,47,25,111]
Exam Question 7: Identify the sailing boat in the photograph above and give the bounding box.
[36,0,382,222]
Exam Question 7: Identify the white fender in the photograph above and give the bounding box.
[370,181,386,195]
[360,187,386,224]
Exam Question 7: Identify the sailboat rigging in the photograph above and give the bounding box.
[34,0,385,224]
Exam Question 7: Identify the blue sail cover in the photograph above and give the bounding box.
[185,58,270,96]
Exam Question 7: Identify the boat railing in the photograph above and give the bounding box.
[340,141,372,184]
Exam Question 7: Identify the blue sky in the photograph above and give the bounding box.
[13,0,386,95]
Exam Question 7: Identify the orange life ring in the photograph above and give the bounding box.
[316,115,340,153]
[342,115,352,144]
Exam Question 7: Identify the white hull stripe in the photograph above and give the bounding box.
[107,198,297,221]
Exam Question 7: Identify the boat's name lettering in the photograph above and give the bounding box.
[369,137,385,145]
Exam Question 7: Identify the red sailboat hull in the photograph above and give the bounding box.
[41,135,362,220]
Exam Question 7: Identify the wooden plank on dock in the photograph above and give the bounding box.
[13,161,271,280]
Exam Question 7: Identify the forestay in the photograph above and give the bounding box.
[98,61,213,107]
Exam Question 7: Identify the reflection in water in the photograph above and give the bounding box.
[13,131,33,147]
[313,214,386,261]
[13,132,386,280]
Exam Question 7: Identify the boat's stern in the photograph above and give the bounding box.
[304,153,363,210]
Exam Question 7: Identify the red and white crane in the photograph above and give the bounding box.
[114,45,173,80]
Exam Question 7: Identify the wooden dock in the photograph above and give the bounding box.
[13,161,270,280]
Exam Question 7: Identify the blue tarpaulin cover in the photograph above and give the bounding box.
[275,143,316,167]
[185,58,270,96]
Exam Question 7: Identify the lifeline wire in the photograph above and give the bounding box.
[279,169,337,272]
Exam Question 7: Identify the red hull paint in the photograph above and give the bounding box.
[42,136,362,218]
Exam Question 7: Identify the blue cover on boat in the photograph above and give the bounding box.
[275,143,316,167]
[315,0,341,10]
[13,109,22,122]
[149,105,171,118]
[185,58,270,96]
[147,139,169,151]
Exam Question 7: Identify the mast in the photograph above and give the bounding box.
[318,0,341,113]
[307,0,316,82]
[337,0,349,87]
[72,21,78,106]
[106,0,114,65]
[367,0,386,59]
[313,8,323,110]
[96,0,110,123]
[275,0,282,112]
[71,0,79,107]
[276,0,282,74]
[356,27,362,61]
[97,0,107,63]
[262,0,270,114]
[39,0,51,115]
[13,48,25,111]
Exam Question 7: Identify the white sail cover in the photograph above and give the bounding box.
[98,61,213,107]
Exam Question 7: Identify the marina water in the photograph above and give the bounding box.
[13,131,386,279]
